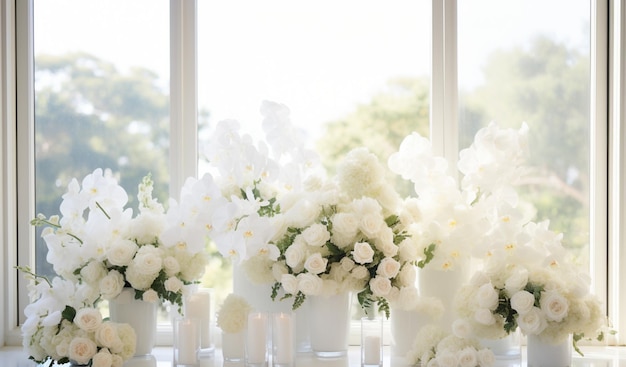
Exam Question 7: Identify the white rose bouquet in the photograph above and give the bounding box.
[19,269,136,366]
[31,169,209,313]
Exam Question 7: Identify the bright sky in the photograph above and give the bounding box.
[34,0,588,143]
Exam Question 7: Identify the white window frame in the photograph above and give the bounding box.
[2,0,625,347]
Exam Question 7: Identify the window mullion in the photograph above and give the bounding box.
[170,0,198,198]
[430,0,458,176]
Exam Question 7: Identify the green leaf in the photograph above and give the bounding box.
[417,243,437,268]
[61,305,76,322]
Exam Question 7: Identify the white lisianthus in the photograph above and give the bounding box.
[304,253,328,275]
[510,290,535,315]
[540,291,569,322]
[369,276,392,297]
[352,242,375,264]
[377,257,401,278]
[301,223,330,247]
[474,308,496,325]
[106,239,138,267]
[68,336,98,365]
[297,273,323,295]
[99,270,125,300]
[517,307,547,335]
[281,274,299,295]
[74,307,102,333]
[476,283,499,310]
[164,276,184,293]
[142,289,159,303]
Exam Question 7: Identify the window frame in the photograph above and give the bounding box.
[2,0,624,346]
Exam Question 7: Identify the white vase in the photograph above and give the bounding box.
[417,265,467,332]
[109,288,157,367]
[222,331,246,362]
[308,292,352,358]
[526,334,572,367]
[389,308,430,366]
[480,328,521,360]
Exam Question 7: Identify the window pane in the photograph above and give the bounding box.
[198,0,431,311]
[458,1,591,268]
[33,0,170,278]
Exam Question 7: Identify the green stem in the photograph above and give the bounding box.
[15,266,52,287]
[96,201,111,220]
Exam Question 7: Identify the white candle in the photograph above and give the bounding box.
[363,335,381,365]
[176,318,199,365]
[273,313,294,364]
[246,312,268,364]
[185,290,212,348]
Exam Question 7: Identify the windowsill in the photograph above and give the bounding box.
[3,346,626,367]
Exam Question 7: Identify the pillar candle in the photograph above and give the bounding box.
[246,312,268,364]
[363,335,381,365]
[273,312,294,364]
[175,318,199,365]
[185,289,212,348]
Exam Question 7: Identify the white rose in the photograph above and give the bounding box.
[111,354,124,367]
[92,349,113,367]
[95,322,123,351]
[80,261,107,285]
[304,253,328,275]
[142,289,159,303]
[332,212,359,237]
[517,307,547,335]
[106,239,138,267]
[340,257,355,272]
[376,257,401,278]
[132,245,163,275]
[68,336,97,365]
[352,242,375,264]
[164,276,184,293]
[126,263,158,290]
[398,238,418,263]
[474,308,496,325]
[162,256,181,276]
[272,262,288,282]
[375,227,398,257]
[74,307,103,332]
[510,290,535,315]
[476,283,499,310]
[540,291,569,322]
[99,270,125,300]
[281,274,299,294]
[469,271,490,287]
[351,265,369,280]
[359,212,383,238]
[285,242,306,268]
[397,264,417,287]
[452,318,472,339]
[369,276,392,297]
[504,269,528,295]
[116,323,137,359]
[297,273,323,295]
[457,347,478,367]
[477,348,495,367]
[301,223,331,247]
[435,350,458,367]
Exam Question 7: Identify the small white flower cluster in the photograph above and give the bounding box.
[216,293,253,334]
[20,274,136,366]
[407,324,495,367]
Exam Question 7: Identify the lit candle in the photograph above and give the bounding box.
[176,318,199,365]
[272,312,294,365]
[363,335,381,365]
[246,312,268,365]
[185,289,212,348]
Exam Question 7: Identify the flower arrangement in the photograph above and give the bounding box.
[19,269,136,366]
[31,169,209,312]
[216,293,253,334]
[407,324,495,367]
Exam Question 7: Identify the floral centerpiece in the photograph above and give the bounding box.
[31,169,210,312]
[19,269,136,366]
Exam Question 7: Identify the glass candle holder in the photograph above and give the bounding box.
[246,311,269,367]
[272,312,295,367]
[184,288,215,356]
[361,316,383,367]
[222,330,246,362]
[173,317,200,367]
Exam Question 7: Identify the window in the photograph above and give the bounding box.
[5,0,625,347]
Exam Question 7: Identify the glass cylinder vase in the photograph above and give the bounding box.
[526,334,572,367]
[308,292,352,358]
[221,331,245,362]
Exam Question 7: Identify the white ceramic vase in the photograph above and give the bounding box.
[417,265,467,332]
[308,292,352,358]
[526,334,572,367]
[480,328,521,360]
[109,288,157,367]
[389,308,431,366]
